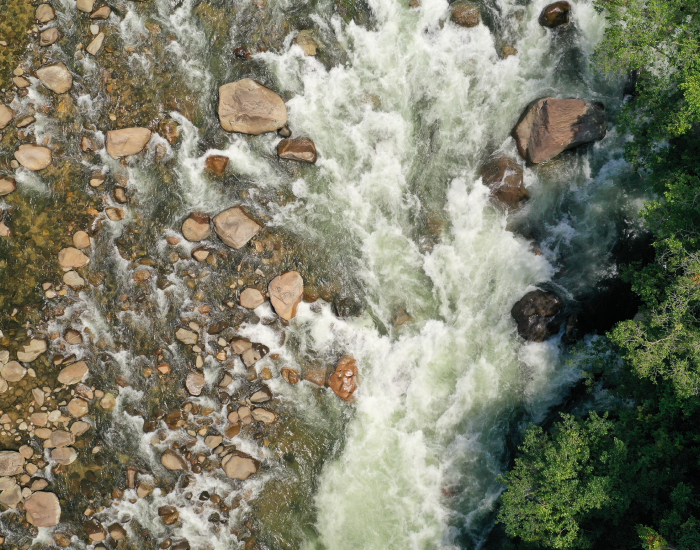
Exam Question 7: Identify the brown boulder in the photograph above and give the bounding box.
[539,1,570,28]
[58,361,89,385]
[213,206,261,249]
[105,127,152,159]
[35,3,55,23]
[451,2,479,27]
[221,450,258,480]
[58,247,89,268]
[40,27,60,46]
[269,271,304,320]
[480,157,528,209]
[328,356,358,401]
[277,137,318,163]
[218,78,287,134]
[161,449,188,471]
[511,289,563,341]
[185,372,206,396]
[0,105,14,130]
[14,144,53,171]
[240,288,265,309]
[25,492,61,527]
[182,212,211,242]
[36,63,73,94]
[512,97,607,164]
[0,451,25,476]
[204,155,229,176]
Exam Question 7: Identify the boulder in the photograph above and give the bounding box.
[204,155,229,176]
[105,127,152,159]
[277,137,318,163]
[221,450,258,480]
[511,289,564,341]
[240,288,264,309]
[213,206,261,249]
[68,397,89,418]
[451,2,479,27]
[0,484,22,507]
[328,356,358,400]
[77,0,95,12]
[251,408,276,423]
[58,247,89,268]
[50,430,75,448]
[161,449,188,471]
[218,78,287,134]
[182,212,211,242]
[36,62,73,94]
[250,386,272,403]
[17,339,47,362]
[14,144,53,171]
[269,271,304,320]
[35,3,55,23]
[512,98,607,164]
[480,157,528,209]
[0,105,14,130]
[185,372,205,396]
[1,361,26,382]
[25,492,61,527]
[539,1,571,28]
[0,221,11,238]
[0,451,25,476]
[39,27,60,46]
[58,361,89,385]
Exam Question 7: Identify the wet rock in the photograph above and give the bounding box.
[73,230,91,249]
[277,137,318,163]
[480,156,528,209]
[109,523,127,541]
[77,0,95,12]
[193,248,209,262]
[176,328,198,345]
[35,3,55,23]
[0,484,22,507]
[40,27,60,46]
[158,505,179,525]
[90,5,110,18]
[25,491,61,527]
[218,78,287,135]
[161,449,188,471]
[281,367,299,384]
[13,76,30,88]
[0,221,11,238]
[205,434,223,449]
[213,206,261,249]
[50,430,76,448]
[106,207,124,221]
[17,338,47,362]
[86,32,105,56]
[240,288,264,309]
[16,115,35,128]
[105,127,152,159]
[85,519,107,542]
[15,144,53,171]
[511,289,564,341]
[512,97,607,164]
[250,386,272,403]
[58,361,89,385]
[502,45,517,58]
[278,125,291,138]
[269,271,304,320]
[0,177,15,197]
[51,447,77,465]
[137,482,153,498]
[58,247,89,268]
[182,212,211,242]
[451,2,479,27]
[204,155,229,176]
[36,63,73,94]
[539,1,570,28]
[221,450,258,480]
[294,30,318,55]
[53,533,72,547]
[68,397,89,418]
[1,361,26,382]
[0,451,25,476]
[251,408,276,423]
[333,292,364,318]
[185,372,206,396]
[328,355,358,400]
[32,388,45,406]
[65,328,83,344]
[241,344,268,368]
[0,105,14,130]
[231,338,252,355]
[100,393,116,410]
[63,270,86,289]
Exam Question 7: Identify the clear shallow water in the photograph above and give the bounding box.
[0,0,651,548]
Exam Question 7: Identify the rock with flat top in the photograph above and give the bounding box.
[0,105,14,130]
[1,361,26,382]
[294,30,318,55]
[222,450,258,480]
[63,270,86,289]
[269,271,304,320]
[213,206,261,249]
[17,339,47,362]
[15,144,53,171]
[185,372,205,396]
[35,3,55,22]
[240,288,264,309]
[57,361,89,385]
[539,1,570,28]
[77,0,95,12]
[36,63,73,94]
[105,127,152,159]
[58,247,89,269]
[25,492,61,526]
[176,328,198,345]
[277,137,317,163]
[161,449,187,471]
[73,231,91,249]
[0,451,25,476]
[218,78,287,135]
[90,5,111,18]
[205,155,229,176]
[40,27,60,46]
[182,212,211,242]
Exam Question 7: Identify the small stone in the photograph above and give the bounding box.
[71,421,90,436]
[39,27,60,46]
[13,76,30,88]
[281,367,299,384]
[105,127,152,159]
[32,388,45,406]
[213,206,261,249]
[240,288,264,309]
[89,173,105,187]
[0,177,15,197]
[50,430,75,448]
[277,137,317,163]
[65,329,83,345]
[19,445,33,459]
[16,115,35,128]
[15,144,53,171]
[57,361,88,385]
[1,361,26,382]
[100,393,117,410]
[250,387,272,403]
[204,434,223,448]
[113,187,128,204]
[109,523,127,541]
[77,0,95,12]
[238,406,252,425]
[251,408,276,423]
[68,397,89,418]
[35,4,56,23]
[269,271,304,320]
[185,372,205,396]
[85,519,107,542]
[90,24,99,35]
[328,356,358,400]
[231,338,252,355]
[17,339,47,362]
[176,328,198,345]
[58,247,89,269]
[63,270,86,290]
[86,32,105,56]
[36,62,73,94]
[106,207,124,221]
[0,221,11,238]
[502,45,517,58]
[182,212,211,242]
[0,484,22,507]
[137,482,153,498]
[90,5,111,19]
[192,248,209,262]
[277,125,291,138]
[161,449,188,471]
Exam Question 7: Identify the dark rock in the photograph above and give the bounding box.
[333,293,364,318]
[450,2,479,27]
[277,137,317,163]
[539,1,570,28]
[480,157,528,209]
[511,289,563,341]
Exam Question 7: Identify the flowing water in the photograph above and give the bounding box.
[0,0,651,548]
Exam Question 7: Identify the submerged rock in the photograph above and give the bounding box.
[218,78,287,135]
[25,492,61,527]
[277,137,318,163]
[511,289,563,341]
[328,356,358,400]
[451,2,479,27]
[213,206,261,249]
[269,271,304,320]
[14,144,53,171]
[90,5,111,19]
[1,361,26,382]
[105,127,152,159]
[36,63,73,94]
[86,32,105,56]
[58,361,89,385]
[294,30,318,55]
[539,1,571,28]
[204,155,229,176]
[480,156,528,209]
[512,97,607,164]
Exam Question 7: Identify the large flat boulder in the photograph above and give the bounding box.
[213,206,261,249]
[218,79,287,135]
[14,144,53,171]
[511,289,563,341]
[36,62,73,94]
[105,127,152,159]
[222,450,258,480]
[512,98,606,164]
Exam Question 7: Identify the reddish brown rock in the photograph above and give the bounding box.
[14,144,52,171]
[269,271,304,320]
[204,155,229,176]
[277,137,317,163]
[539,1,570,28]
[480,157,528,209]
[451,2,479,27]
[512,98,607,164]
[218,78,287,134]
[182,212,211,242]
[105,127,152,159]
[328,356,358,401]
[511,289,564,341]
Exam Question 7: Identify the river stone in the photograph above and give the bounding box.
[109,523,127,541]
[539,1,570,28]
[250,386,272,403]
[39,27,60,46]
[204,434,223,449]
[269,271,304,320]
[51,447,77,465]
[30,411,48,426]
[512,97,607,164]
[222,450,258,480]
[50,430,75,448]
[0,452,25,476]
[185,372,205,396]
[58,361,89,385]
[251,408,276,423]
[15,144,53,171]
[0,350,8,364]
[176,328,198,345]
[0,378,7,393]
[65,329,82,345]
[294,30,317,55]
[182,212,211,242]
[35,3,55,22]
[0,105,14,130]
[58,247,89,269]
[240,288,264,309]
[241,347,263,368]
[86,32,105,56]
[213,206,261,249]
[0,177,14,197]
[63,270,86,290]
[25,492,61,526]
[451,2,479,27]
[100,393,116,410]
[0,484,22,507]
[68,397,89,418]
[511,289,564,341]
[90,5,111,18]
[480,157,528,209]
[204,155,229,176]
[218,78,287,134]
[0,221,11,238]
[77,0,95,12]
[105,127,152,159]
[73,231,91,249]
[277,137,317,163]
[161,449,188,471]
[281,367,300,384]
[1,361,26,382]
[231,338,252,355]
[17,339,47,362]
[36,63,73,94]
[329,356,358,400]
